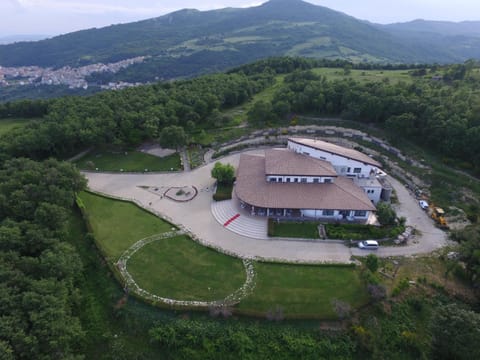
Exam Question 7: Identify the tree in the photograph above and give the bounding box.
[159,125,186,149]
[456,225,480,287]
[211,162,235,185]
[376,202,396,226]
[430,303,480,360]
[247,100,274,126]
[367,284,386,301]
[365,254,379,273]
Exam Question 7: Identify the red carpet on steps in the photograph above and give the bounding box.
[224,214,240,227]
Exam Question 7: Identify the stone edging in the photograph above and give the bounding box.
[163,185,198,202]
[115,231,256,307]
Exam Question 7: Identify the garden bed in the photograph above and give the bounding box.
[213,182,233,201]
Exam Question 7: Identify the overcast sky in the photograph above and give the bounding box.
[1,0,480,37]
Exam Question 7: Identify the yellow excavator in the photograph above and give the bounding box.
[430,206,448,228]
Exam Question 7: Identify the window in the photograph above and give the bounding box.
[353,168,362,174]
[277,178,282,183]
[313,178,319,183]
[324,178,332,183]
[347,167,351,172]
[286,178,291,183]
[301,178,307,183]
[269,178,276,182]
[294,178,299,183]
[323,209,334,216]
[303,152,310,156]
[354,210,367,217]
[320,156,326,160]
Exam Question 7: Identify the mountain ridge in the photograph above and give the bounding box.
[1,0,480,85]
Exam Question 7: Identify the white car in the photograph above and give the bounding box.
[358,240,379,250]
[419,200,429,210]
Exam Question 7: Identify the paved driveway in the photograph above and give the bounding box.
[84,150,448,264]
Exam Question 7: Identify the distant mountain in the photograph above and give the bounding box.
[0,0,480,85]
[0,34,50,45]
[380,19,480,37]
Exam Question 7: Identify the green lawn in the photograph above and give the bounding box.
[238,263,369,319]
[80,192,370,318]
[269,220,320,239]
[76,150,181,172]
[0,118,31,136]
[79,192,174,260]
[127,235,245,301]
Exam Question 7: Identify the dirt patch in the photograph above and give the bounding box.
[138,143,176,158]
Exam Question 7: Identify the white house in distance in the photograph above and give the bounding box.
[234,137,391,224]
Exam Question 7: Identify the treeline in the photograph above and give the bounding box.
[248,65,480,171]
[229,56,428,76]
[0,71,274,159]
[149,319,357,360]
[0,158,86,359]
[0,98,50,119]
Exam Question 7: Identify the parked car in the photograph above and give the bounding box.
[358,240,379,250]
[419,200,429,210]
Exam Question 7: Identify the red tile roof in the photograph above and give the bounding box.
[235,153,376,211]
[265,148,337,177]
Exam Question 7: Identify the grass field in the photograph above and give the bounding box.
[76,150,181,172]
[0,118,31,136]
[80,192,370,318]
[312,67,413,84]
[79,191,174,260]
[270,221,320,239]
[238,262,369,319]
[128,235,245,301]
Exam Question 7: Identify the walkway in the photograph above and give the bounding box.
[211,197,268,239]
[84,149,448,264]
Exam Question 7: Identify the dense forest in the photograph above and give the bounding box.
[1,57,480,358]
[1,58,479,171]
[0,158,86,358]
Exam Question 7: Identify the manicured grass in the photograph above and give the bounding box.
[0,118,31,136]
[269,220,320,239]
[80,192,371,318]
[76,150,181,172]
[238,262,369,319]
[79,192,174,260]
[127,235,245,301]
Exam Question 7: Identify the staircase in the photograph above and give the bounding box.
[211,200,268,239]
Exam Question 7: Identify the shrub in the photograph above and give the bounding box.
[376,202,397,226]
[365,254,379,273]
[267,218,275,237]
[391,278,410,297]
[367,284,387,301]
[213,182,233,201]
